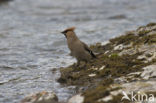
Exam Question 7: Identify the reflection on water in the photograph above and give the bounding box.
[0,0,156,102]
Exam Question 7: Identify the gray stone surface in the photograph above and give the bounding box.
[68,94,84,103]
[21,91,58,103]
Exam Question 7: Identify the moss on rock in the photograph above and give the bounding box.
[57,23,156,103]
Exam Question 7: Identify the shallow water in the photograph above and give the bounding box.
[0,0,156,103]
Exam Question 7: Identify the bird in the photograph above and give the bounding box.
[61,27,96,66]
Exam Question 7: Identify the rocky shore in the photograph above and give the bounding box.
[21,23,156,103]
[58,23,156,103]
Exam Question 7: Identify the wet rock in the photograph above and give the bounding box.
[114,44,124,50]
[141,64,156,80]
[98,95,113,102]
[137,55,147,60]
[120,44,156,59]
[99,65,105,71]
[104,50,109,54]
[114,71,141,83]
[122,80,156,93]
[137,44,156,63]
[68,94,84,103]
[89,66,98,70]
[119,48,137,56]
[101,81,156,103]
[21,91,58,103]
[114,43,132,51]
[101,41,110,46]
[136,23,156,36]
[88,73,96,77]
[147,31,156,36]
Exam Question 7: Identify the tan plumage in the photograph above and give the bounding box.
[61,27,96,66]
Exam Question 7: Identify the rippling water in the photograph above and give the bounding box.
[0,0,156,103]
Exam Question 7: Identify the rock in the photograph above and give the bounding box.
[119,47,137,56]
[120,44,156,60]
[98,95,113,102]
[104,50,109,54]
[141,64,156,80]
[114,43,132,51]
[110,89,123,96]
[122,80,156,93]
[147,31,156,36]
[128,72,141,76]
[114,71,141,83]
[90,66,98,70]
[136,24,156,36]
[68,94,84,103]
[21,91,58,103]
[88,73,96,77]
[101,41,110,46]
[137,44,156,63]
[137,55,146,60]
[114,44,124,50]
[99,65,105,71]
[138,44,156,54]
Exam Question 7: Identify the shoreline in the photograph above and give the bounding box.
[21,23,156,103]
[58,23,156,103]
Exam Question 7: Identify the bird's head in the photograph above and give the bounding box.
[61,27,76,38]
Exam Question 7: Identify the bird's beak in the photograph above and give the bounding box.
[61,31,67,38]
[61,31,64,34]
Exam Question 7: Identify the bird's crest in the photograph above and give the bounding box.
[63,27,76,33]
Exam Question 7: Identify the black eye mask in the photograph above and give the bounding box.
[61,31,67,38]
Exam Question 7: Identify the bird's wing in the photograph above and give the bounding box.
[81,42,96,58]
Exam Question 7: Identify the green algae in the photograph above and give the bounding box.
[109,31,156,48]
[146,22,156,27]
[133,33,156,45]
[58,52,145,85]
[83,85,110,103]
[137,23,156,36]
[138,29,151,36]
[107,94,131,103]
[58,50,152,103]
[110,33,138,45]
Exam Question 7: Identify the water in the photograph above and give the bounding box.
[0,0,156,103]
